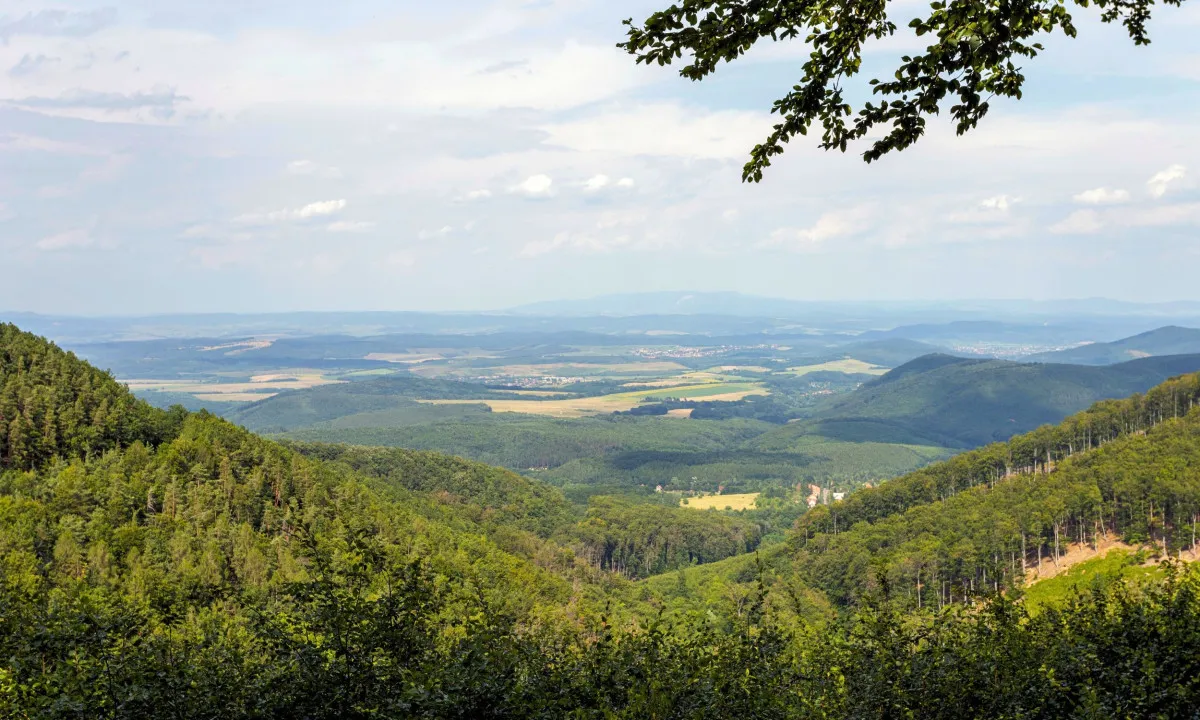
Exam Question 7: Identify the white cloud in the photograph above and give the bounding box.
[944,194,1025,227]
[2,26,646,123]
[1051,202,1200,235]
[290,199,346,219]
[0,134,108,156]
[1050,209,1104,235]
[461,189,492,201]
[511,174,554,197]
[1073,187,1131,205]
[35,228,93,251]
[327,220,375,233]
[760,210,869,252]
[1147,164,1187,198]
[541,104,771,159]
[722,209,740,222]
[582,174,634,192]
[418,225,454,240]
[237,199,347,224]
[582,174,610,191]
[980,195,1016,211]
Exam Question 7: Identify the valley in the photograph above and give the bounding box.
[8,0,1200,710]
[4,318,1200,716]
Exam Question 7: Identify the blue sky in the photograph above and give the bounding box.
[1,0,1199,314]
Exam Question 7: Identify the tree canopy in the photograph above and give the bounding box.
[619,0,1185,180]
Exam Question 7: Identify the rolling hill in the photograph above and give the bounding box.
[5,321,1200,716]
[755,352,1200,448]
[655,367,1200,612]
[1024,325,1200,365]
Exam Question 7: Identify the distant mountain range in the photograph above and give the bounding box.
[777,352,1200,448]
[1024,326,1200,365]
[508,292,1200,321]
[10,295,1200,345]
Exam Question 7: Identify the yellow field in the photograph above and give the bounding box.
[622,370,757,389]
[419,381,768,418]
[192,392,278,403]
[125,371,342,401]
[667,408,694,418]
[785,358,888,376]
[684,493,760,511]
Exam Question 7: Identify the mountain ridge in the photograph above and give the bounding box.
[1024,325,1200,365]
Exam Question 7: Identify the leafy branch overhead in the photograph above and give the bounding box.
[618,0,1184,180]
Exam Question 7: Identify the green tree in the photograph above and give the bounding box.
[619,0,1187,179]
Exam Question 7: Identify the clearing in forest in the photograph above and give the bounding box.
[785,358,888,376]
[683,493,760,511]
[419,381,767,417]
[126,371,342,401]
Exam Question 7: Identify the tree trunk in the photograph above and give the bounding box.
[1053,523,1060,568]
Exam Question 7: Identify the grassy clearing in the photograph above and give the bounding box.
[337,368,402,379]
[411,361,688,379]
[125,371,342,399]
[635,382,764,400]
[785,358,889,376]
[1023,548,1161,611]
[624,371,758,388]
[420,381,767,417]
[683,493,760,511]
[193,392,281,402]
[364,352,448,364]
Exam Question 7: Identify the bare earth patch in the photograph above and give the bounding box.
[1025,534,1140,583]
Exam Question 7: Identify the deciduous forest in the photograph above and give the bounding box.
[4,322,1200,717]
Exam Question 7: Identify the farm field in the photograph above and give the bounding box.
[785,358,888,376]
[683,493,760,511]
[409,360,688,379]
[126,371,343,401]
[420,380,768,417]
[623,370,753,388]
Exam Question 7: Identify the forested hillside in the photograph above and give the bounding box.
[4,323,1200,717]
[1,324,185,470]
[652,370,1200,613]
[228,375,517,432]
[783,352,1200,447]
[1026,325,1200,365]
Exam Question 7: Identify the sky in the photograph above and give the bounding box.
[2,0,1200,315]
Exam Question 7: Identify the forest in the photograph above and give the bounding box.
[4,322,1200,717]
